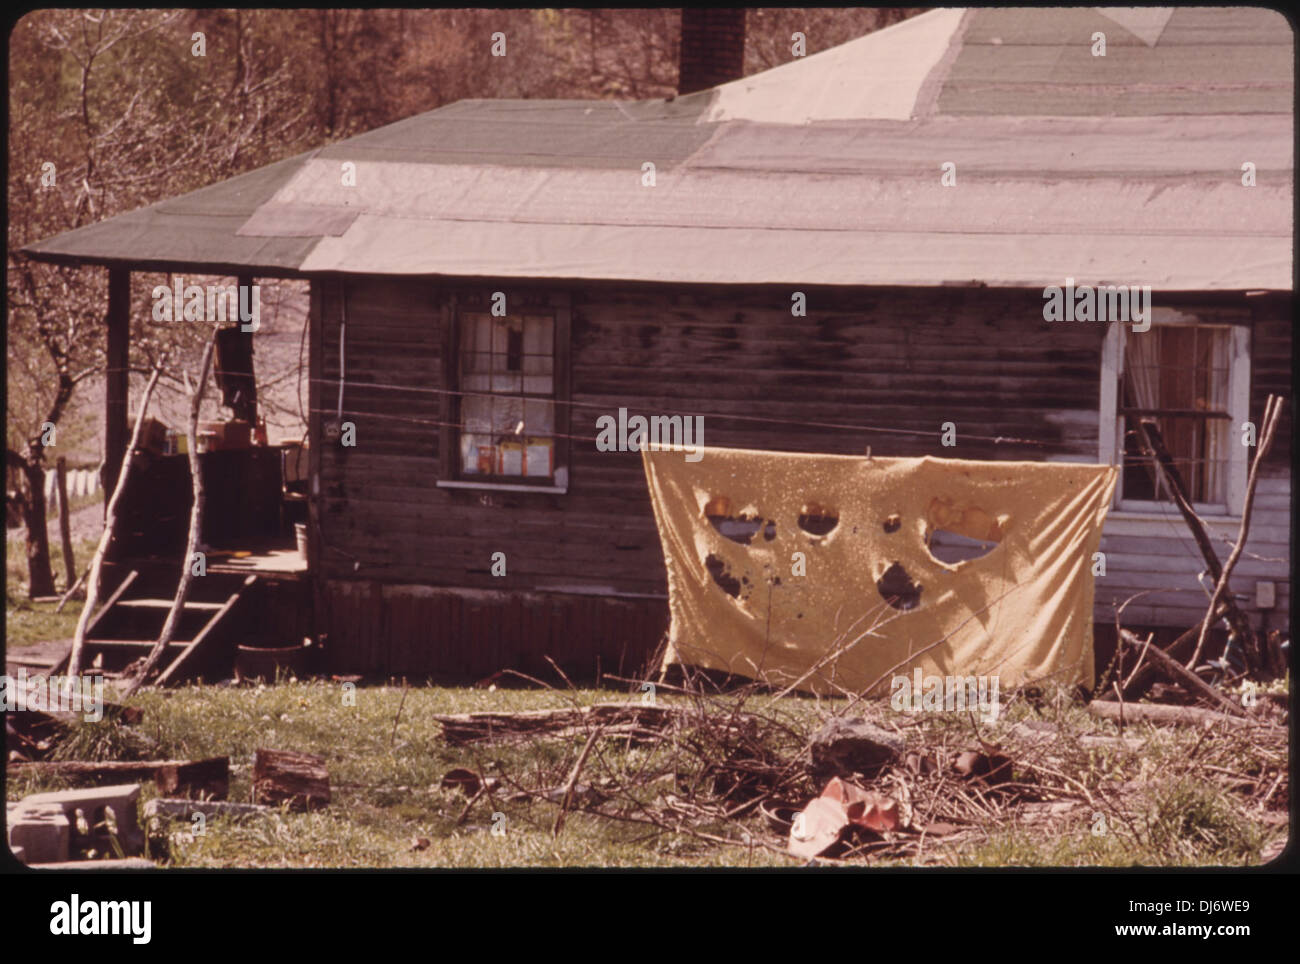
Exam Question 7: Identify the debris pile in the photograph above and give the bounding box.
[426,636,1286,865]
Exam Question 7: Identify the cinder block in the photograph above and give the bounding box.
[18,783,144,856]
[7,802,71,865]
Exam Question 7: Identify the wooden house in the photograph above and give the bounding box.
[23,8,1292,683]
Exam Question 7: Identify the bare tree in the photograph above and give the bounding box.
[7,10,314,596]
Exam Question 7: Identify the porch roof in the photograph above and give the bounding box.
[23,7,1293,291]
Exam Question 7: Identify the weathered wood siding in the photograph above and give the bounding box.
[318,581,665,681]
[1095,475,1291,630]
[311,278,1291,676]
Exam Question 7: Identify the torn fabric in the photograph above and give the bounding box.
[642,446,1117,695]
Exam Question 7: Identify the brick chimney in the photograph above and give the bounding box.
[677,9,747,95]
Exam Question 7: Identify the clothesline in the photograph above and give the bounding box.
[311,375,1070,449]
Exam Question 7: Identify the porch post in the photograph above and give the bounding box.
[103,266,130,508]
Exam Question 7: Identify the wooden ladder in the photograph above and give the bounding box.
[54,571,258,685]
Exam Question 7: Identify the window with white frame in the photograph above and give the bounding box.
[1100,312,1250,515]
[456,312,557,481]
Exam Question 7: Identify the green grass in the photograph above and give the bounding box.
[8,680,805,867]
[957,777,1270,868]
[5,528,102,648]
[5,678,1286,868]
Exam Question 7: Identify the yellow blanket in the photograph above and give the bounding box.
[642,446,1117,695]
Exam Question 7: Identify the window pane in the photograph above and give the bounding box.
[461,433,496,475]
[1121,325,1230,504]
[490,372,522,393]
[465,314,492,353]
[492,395,524,435]
[490,319,510,355]
[524,438,554,477]
[462,395,493,433]
[523,354,553,375]
[457,309,557,479]
[1122,414,1229,504]
[463,351,494,375]
[524,316,552,358]
[523,398,555,434]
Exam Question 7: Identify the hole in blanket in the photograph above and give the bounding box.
[797,504,838,536]
[705,496,771,546]
[705,553,742,598]
[877,562,922,611]
[926,529,999,564]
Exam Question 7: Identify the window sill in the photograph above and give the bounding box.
[1105,510,1241,537]
[436,479,567,495]
[1112,503,1234,520]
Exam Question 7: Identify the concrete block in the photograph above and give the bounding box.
[7,802,71,864]
[18,783,144,856]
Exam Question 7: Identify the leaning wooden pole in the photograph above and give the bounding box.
[55,456,75,589]
[1118,629,1246,717]
[1138,419,1257,663]
[67,362,165,679]
[1138,419,1227,584]
[1188,394,1281,673]
[124,332,216,697]
[55,566,90,613]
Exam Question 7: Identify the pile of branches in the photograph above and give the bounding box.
[434,664,816,853]
[430,663,1105,862]
[432,646,1286,864]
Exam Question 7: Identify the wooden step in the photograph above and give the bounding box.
[155,575,259,686]
[61,573,259,686]
[84,639,192,651]
[115,599,225,611]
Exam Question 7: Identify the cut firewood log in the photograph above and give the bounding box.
[253,749,330,811]
[8,758,223,786]
[432,702,679,745]
[1087,701,1259,729]
[1003,721,1145,752]
[154,756,229,800]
